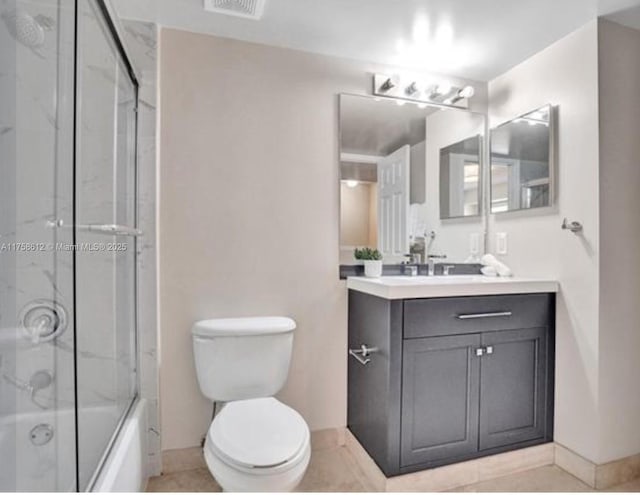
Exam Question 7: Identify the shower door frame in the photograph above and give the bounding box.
[71,0,141,490]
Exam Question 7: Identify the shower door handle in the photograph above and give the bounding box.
[48,220,143,237]
[75,224,143,237]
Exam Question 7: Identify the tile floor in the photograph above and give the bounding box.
[146,447,640,492]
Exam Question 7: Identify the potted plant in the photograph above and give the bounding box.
[354,247,383,278]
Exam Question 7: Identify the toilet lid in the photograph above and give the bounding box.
[208,398,309,468]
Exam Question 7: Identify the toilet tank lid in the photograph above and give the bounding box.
[192,317,296,337]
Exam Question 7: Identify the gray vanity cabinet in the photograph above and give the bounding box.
[478,327,549,450]
[401,335,481,466]
[347,290,555,476]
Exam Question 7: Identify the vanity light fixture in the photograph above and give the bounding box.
[405,82,419,96]
[373,73,473,108]
[458,85,475,98]
[448,85,475,104]
[345,180,359,188]
[380,77,395,91]
[435,82,452,96]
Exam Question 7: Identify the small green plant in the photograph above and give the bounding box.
[354,247,383,261]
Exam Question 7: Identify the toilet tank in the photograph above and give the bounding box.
[192,317,296,402]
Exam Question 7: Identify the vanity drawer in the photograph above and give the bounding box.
[403,294,552,339]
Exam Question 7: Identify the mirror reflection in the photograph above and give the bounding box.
[490,105,554,213]
[339,94,486,266]
[440,135,482,219]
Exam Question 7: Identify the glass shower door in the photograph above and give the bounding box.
[0,0,77,491]
[74,0,138,489]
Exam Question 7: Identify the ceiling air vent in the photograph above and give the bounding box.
[203,0,266,19]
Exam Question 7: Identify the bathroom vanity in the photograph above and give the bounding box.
[347,276,558,476]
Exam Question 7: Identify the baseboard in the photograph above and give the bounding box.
[344,429,554,492]
[555,443,640,489]
[554,444,596,487]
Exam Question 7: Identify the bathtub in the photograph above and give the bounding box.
[92,398,147,492]
[0,399,147,492]
[0,406,77,492]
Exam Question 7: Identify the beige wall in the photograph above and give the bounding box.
[158,21,640,464]
[158,27,486,450]
[488,22,602,462]
[597,19,640,463]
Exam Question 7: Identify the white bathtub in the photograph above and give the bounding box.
[92,398,147,492]
[0,406,76,492]
[0,399,147,492]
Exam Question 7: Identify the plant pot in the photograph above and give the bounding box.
[364,260,383,278]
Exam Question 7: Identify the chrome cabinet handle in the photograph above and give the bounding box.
[457,311,512,320]
[475,346,494,357]
[349,344,379,365]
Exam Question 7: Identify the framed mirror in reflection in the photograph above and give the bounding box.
[490,105,555,213]
[339,94,486,267]
[440,135,482,219]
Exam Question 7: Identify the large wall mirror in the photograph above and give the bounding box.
[339,94,486,266]
[490,105,555,213]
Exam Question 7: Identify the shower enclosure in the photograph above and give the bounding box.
[0,0,140,490]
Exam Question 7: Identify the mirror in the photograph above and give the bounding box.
[490,105,554,213]
[339,94,486,266]
[439,135,482,219]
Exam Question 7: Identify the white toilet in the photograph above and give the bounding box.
[192,317,311,492]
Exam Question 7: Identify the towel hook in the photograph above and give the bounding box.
[561,218,583,234]
[348,344,379,366]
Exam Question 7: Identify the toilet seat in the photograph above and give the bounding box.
[207,397,309,471]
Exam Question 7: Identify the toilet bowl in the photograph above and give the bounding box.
[203,398,310,492]
[192,317,310,492]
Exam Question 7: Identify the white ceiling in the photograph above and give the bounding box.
[113,0,640,82]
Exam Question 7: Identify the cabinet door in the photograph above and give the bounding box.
[401,334,481,467]
[479,327,548,450]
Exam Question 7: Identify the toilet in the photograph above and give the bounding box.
[192,317,311,492]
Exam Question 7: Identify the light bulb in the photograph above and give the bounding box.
[435,82,452,95]
[458,85,475,99]
[345,180,359,188]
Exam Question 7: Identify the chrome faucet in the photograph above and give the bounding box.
[403,253,420,276]
[427,254,447,276]
[443,265,456,276]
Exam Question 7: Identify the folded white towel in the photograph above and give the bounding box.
[481,266,498,277]
[481,253,513,277]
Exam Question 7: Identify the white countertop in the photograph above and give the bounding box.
[346,275,559,300]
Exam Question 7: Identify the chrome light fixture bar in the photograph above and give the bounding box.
[373,73,475,108]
